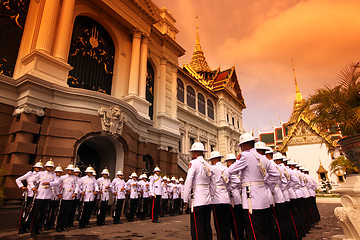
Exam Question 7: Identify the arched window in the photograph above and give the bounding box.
[198,93,205,115]
[146,62,155,120]
[177,78,184,102]
[67,16,115,94]
[207,99,214,120]
[186,86,196,109]
[0,0,30,77]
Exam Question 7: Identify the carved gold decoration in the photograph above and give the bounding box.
[98,105,126,135]
[0,0,29,29]
[89,26,99,48]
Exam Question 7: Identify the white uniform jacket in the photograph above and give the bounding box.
[16,170,36,197]
[211,162,230,205]
[112,178,126,199]
[228,173,242,205]
[125,179,139,199]
[149,174,162,196]
[141,180,150,198]
[285,166,298,199]
[97,177,112,201]
[51,174,77,200]
[29,170,56,200]
[268,160,285,204]
[183,156,214,208]
[278,163,290,202]
[161,182,169,199]
[76,175,99,202]
[227,148,280,210]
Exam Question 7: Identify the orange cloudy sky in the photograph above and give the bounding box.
[153,0,360,133]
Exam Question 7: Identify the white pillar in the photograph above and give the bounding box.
[35,0,60,53]
[157,57,167,113]
[138,35,149,98]
[171,64,178,118]
[53,0,75,60]
[128,29,142,95]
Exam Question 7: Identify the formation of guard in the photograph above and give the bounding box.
[15,132,320,238]
[182,133,320,240]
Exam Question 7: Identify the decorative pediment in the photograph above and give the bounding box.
[98,105,126,135]
[288,120,324,145]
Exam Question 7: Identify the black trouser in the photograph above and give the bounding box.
[243,207,278,240]
[279,202,298,240]
[97,200,108,225]
[79,201,95,227]
[128,198,138,221]
[152,195,161,222]
[179,199,184,215]
[31,199,51,234]
[56,200,73,229]
[190,205,212,240]
[141,197,150,219]
[213,204,231,240]
[45,199,60,230]
[174,199,180,215]
[310,196,320,222]
[69,198,79,226]
[114,199,124,223]
[161,198,168,217]
[230,204,245,240]
[18,196,34,233]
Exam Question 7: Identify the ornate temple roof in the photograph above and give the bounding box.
[288,59,306,125]
[316,161,328,174]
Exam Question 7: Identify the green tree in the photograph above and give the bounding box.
[330,155,359,175]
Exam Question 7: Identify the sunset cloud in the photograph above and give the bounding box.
[153,0,360,132]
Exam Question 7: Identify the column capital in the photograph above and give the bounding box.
[132,28,143,40]
[160,57,168,65]
[13,105,45,117]
[142,35,150,44]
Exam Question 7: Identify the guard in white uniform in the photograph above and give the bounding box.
[112,170,126,224]
[16,160,43,234]
[161,176,169,217]
[69,166,81,227]
[149,166,162,223]
[178,177,185,215]
[45,165,62,231]
[183,142,214,240]
[209,151,231,240]
[125,172,139,221]
[225,153,245,240]
[227,133,281,240]
[140,174,150,219]
[50,163,77,232]
[29,159,57,236]
[96,168,112,226]
[77,166,98,229]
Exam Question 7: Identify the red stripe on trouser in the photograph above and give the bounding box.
[213,205,220,240]
[272,207,282,239]
[193,208,199,240]
[230,206,239,240]
[248,210,257,240]
[18,208,24,230]
[289,210,299,240]
[151,197,155,221]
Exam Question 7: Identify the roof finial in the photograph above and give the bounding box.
[291,59,303,102]
[195,16,201,52]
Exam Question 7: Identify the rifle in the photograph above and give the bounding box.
[21,191,28,220]
[112,197,117,218]
[96,184,102,217]
[25,192,36,222]
[54,198,62,227]
[78,196,85,221]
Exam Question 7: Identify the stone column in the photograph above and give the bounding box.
[35,0,61,53]
[170,64,178,118]
[53,0,75,60]
[138,35,149,98]
[157,57,167,113]
[128,29,142,95]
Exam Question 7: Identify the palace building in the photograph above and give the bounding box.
[0,0,245,203]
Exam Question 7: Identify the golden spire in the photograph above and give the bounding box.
[292,59,303,102]
[189,17,211,73]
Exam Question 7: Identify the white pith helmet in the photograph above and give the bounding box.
[225,154,237,161]
[283,158,289,162]
[288,161,297,166]
[142,174,148,179]
[93,170,97,176]
[171,176,176,181]
[299,166,305,171]
[179,177,184,182]
[189,142,207,152]
[44,159,55,167]
[139,175,143,180]
[66,163,75,170]
[295,164,301,168]
[272,152,283,160]
[33,160,43,168]
[209,151,223,160]
[304,168,309,172]
[117,170,124,175]
[238,132,255,146]
[55,164,63,172]
[176,180,179,184]
[74,166,81,173]
[265,147,274,155]
[101,168,110,175]
[154,166,161,172]
[85,166,94,173]
[131,172,138,178]
[163,176,168,181]
[255,141,267,150]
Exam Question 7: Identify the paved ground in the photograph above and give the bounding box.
[0,200,344,239]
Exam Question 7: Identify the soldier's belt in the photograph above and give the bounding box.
[88,190,92,192]
[216,185,227,190]
[39,185,49,189]
[242,181,264,187]
[192,184,209,189]
[65,189,74,192]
